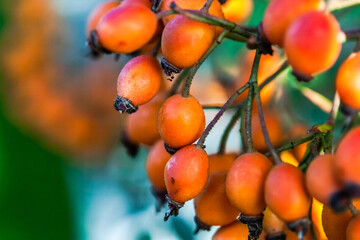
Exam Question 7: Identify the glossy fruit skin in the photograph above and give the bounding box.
[146,140,171,191]
[251,112,284,152]
[335,126,360,186]
[96,4,157,53]
[122,0,152,8]
[265,163,311,222]
[158,94,205,149]
[194,171,240,226]
[209,153,237,174]
[284,11,343,76]
[86,0,120,36]
[305,154,342,204]
[336,52,360,109]
[117,55,161,106]
[164,145,209,203]
[212,221,266,240]
[125,98,162,145]
[160,0,224,36]
[226,152,273,215]
[221,0,253,23]
[322,200,360,240]
[263,208,285,235]
[161,15,215,69]
[347,215,360,240]
[262,0,324,47]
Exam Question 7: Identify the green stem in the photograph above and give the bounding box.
[170,3,254,40]
[218,105,243,154]
[201,0,215,12]
[265,134,315,157]
[251,50,282,163]
[202,104,241,110]
[168,68,190,97]
[244,50,262,152]
[345,29,360,41]
[240,107,247,152]
[156,9,175,19]
[197,83,250,148]
[182,29,229,98]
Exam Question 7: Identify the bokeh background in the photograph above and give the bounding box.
[0,0,359,240]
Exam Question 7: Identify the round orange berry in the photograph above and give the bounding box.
[96,4,157,53]
[226,152,273,215]
[336,52,360,109]
[158,94,205,149]
[265,163,311,222]
[164,144,209,203]
[284,11,343,76]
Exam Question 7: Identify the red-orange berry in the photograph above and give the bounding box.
[194,171,240,227]
[86,0,120,36]
[164,144,208,203]
[212,221,266,240]
[115,55,161,113]
[263,208,285,236]
[262,0,324,47]
[158,94,205,149]
[221,0,253,23]
[284,11,343,76]
[122,0,153,8]
[146,140,171,191]
[226,152,273,216]
[346,214,360,240]
[334,126,360,196]
[322,200,360,240]
[125,98,162,145]
[208,153,237,174]
[265,163,311,222]
[96,4,157,53]
[305,154,343,205]
[161,15,215,70]
[336,52,360,109]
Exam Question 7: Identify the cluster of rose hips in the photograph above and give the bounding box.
[86,0,360,239]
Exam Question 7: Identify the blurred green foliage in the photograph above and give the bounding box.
[0,3,75,240]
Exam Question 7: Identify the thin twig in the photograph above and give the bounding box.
[170,3,254,40]
[244,50,262,152]
[201,0,215,12]
[156,9,175,19]
[251,50,282,164]
[151,40,161,57]
[182,29,230,97]
[168,68,190,97]
[349,202,360,216]
[326,91,340,125]
[345,29,360,41]
[197,83,250,147]
[265,134,315,157]
[218,106,243,154]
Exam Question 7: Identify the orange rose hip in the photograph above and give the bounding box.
[334,126,360,197]
[284,11,343,76]
[96,4,157,53]
[262,0,324,47]
[161,15,215,74]
[164,144,208,220]
[86,0,120,36]
[114,55,161,114]
[226,152,273,216]
[336,52,360,110]
[265,163,311,222]
[158,94,205,149]
[194,171,240,229]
